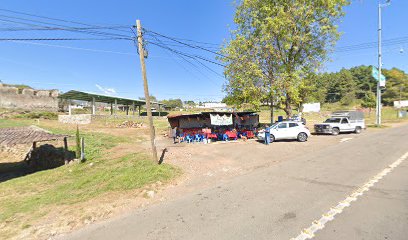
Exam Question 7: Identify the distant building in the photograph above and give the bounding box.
[0,83,59,111]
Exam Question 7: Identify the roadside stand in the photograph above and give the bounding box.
[167,111,259,144]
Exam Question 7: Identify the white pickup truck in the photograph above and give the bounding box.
[314,111,366,135]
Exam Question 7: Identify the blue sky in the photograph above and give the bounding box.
[0,0,406,102]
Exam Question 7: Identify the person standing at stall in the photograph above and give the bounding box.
[172,127,178,144]
[264,125,270,145]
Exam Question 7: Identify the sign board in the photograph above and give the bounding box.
[302,103,321,113]
[210,113,233,126]
[372,66,386,87]
[394,100,408,108]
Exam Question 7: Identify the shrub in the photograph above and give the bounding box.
[15,112,58,120]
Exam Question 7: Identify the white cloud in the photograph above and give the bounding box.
[95,84,116,95]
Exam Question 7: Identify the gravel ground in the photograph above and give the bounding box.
[159,132,359,190]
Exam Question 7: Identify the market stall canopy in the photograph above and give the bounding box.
[167,111,259,129]
[0,126,69,146]
[59,90,164,106]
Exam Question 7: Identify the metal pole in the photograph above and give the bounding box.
[114,99,117,116]
[92,97,96,115]
[80,137,85,161]
[136,20,158,162]
[376,3,382,126]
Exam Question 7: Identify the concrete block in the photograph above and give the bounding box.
[58,114,92,124]
[0,86,18,94]
[22,88,35,96]
[35,90,50,97]
[50,90,59,97]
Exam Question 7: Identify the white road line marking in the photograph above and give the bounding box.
[290,151,408,240]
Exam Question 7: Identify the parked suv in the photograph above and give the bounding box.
[314,111,365,135]
[257,121,311,143]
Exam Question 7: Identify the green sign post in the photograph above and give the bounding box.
[372,66,386,87]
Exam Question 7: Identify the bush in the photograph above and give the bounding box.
[15,112,58,120]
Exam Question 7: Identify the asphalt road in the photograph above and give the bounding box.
[64,124,408,240]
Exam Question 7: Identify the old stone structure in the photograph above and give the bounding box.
[0,83,59,111]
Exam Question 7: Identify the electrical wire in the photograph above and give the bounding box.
[146,40,225,67]
[0,26,130,32]
[8,40,137,55]
[143,33,223,85]
[0,14,133,39]
[0,8,131,34]
[144,28,228,59]
[0,37,129,41]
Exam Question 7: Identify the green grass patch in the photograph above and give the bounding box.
[46,126,129,161]
[0,119,33,128]
[0,118,181,238]
[0,153,180,228]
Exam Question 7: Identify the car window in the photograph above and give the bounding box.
[341,118,349,124]
[278,123,287,129]
[324,118,341,123]
[289,123,298,128]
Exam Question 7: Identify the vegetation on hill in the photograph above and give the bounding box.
[304,66,408,107]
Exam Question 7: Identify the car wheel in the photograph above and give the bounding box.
[332,128,340,136]
[270,134,275,143]
[297,132,308,142]
[355,126,362,134]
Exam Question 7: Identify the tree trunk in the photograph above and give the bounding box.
[284,97,292,118]
[270,96,274,124]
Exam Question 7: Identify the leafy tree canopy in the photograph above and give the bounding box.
[220,0,349,121]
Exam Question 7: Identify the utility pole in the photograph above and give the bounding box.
[136,20,158,162]
[376,2,382,126]
[376,0,391,126]
[400,86,403,107]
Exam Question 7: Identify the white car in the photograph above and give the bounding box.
[257,121,311,143]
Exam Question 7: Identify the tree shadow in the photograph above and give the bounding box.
[0,144,75,183]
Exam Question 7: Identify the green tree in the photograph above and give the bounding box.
[382,68,408,106]
[139,95,158,102]
[161,99,183,109]
[361,91,376,115]
[220,0,349,121]
[337,69,356,105]
[349,65,375,99]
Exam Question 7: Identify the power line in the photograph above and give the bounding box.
[0,14,133,39]
[0,8,131,34]
[8,40,137,55]
[0,37,129,41]
[146,40,226,67]
[335,36,408,52]
[144,28,228,59]
[143,33,223,85]
[0,26,130,32]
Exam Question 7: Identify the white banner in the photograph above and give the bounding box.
[302,103,321,113]
[210,113,233,126]
[394,100,408,108]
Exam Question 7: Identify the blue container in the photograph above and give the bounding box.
[278,116,283,122]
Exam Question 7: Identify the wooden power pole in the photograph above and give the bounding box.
[136,20,158,162]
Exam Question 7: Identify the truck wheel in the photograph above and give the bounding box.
[297,132,308,142]
[332,128,340,136]
[270,134,275,143]
[355,126,362,134]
